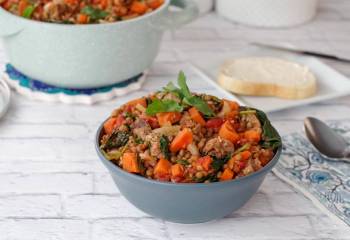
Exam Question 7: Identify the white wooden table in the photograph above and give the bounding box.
[1,1,350,239]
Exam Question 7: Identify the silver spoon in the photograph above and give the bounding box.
[304,117,350,160]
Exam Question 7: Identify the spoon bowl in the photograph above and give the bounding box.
[304,117,350,159]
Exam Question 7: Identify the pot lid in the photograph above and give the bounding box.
[0,77,10,119]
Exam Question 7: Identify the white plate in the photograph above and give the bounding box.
[0,77,10,119]
[178,47,350,113]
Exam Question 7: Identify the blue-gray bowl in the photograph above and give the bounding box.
[95,121,282,224]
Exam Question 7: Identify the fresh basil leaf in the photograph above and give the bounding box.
[22,5,35,18]
[81,6,108,21]
[160,135,170,160]
[184,96,214,117]
[177,71,192,99]
[146,99,183,116]
[255,109,282,150]
[164,82,179,92]
[163,82,183,98]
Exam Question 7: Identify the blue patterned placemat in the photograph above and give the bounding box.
[5,64,142,95]
[274,121,350,226]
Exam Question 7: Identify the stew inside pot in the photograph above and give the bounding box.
[0,0,164,24]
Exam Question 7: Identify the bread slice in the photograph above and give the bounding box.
[217,57,317,99]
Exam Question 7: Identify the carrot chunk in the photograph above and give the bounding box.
[18,0,28,15]
[130,1,148,14]
[189,107,206,126]
[244,130,261,142]
[197,156,212,171]
[147,0,164,9]
[156,112,182,127]
[219,121,239,143]
[171,163,184,178]
[103,115,124,135]
[121,152,140,173]
[240,151,252,161]
[220,168,234,181]
[170,128,193,153]
[154,158,171,177]
[224,99,239,111]
[103,117,117,135]
[77,14,88,24]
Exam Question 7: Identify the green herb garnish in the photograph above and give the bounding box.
[81,6,108,22]
[160,135,170,160]
[162,71,214,117]
[22,5,35,18]
[146,99,183,116]
[163,82,183,98]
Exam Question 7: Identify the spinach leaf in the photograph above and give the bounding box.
[81,6,108,21]
[211,154,231,172]
[146,99,183,116]
[160,135,170,160]
[103,131,129,150]
[255,109,282,150]
[194,173,218,183]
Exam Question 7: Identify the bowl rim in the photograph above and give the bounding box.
[95,116,283,188]
[0,0,169,28]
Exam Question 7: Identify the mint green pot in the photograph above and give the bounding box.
[0,0,198,88]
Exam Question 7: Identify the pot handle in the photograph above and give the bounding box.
[158,0,199,29]
[0,9,23,37]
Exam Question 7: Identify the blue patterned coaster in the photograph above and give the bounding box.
[3,64,145,104]
[274,121,350,226]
